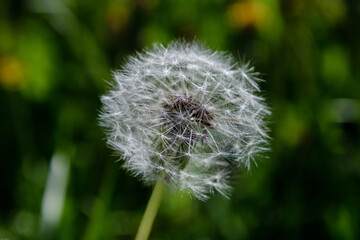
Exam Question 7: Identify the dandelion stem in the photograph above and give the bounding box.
[135,180,166,240]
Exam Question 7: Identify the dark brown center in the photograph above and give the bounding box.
[153,95,214,170]
[162,95,213,144]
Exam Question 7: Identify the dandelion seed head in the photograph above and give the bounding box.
[100,40,270,200]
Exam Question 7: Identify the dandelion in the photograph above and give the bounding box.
[100,40,270,240]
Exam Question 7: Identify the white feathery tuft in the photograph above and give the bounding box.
[100,40,270,201]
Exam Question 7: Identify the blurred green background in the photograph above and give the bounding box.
[1,0,360,239]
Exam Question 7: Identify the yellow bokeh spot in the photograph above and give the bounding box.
[106,3,131,34]
[0,55,26,90]
[227,1,268,30]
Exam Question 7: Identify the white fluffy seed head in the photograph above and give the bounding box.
[100,41,270,201]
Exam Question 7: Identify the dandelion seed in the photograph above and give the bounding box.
[100,40,270,201]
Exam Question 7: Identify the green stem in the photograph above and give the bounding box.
[135,181,166,240]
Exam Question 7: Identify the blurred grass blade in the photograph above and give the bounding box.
[38,151,71,239]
